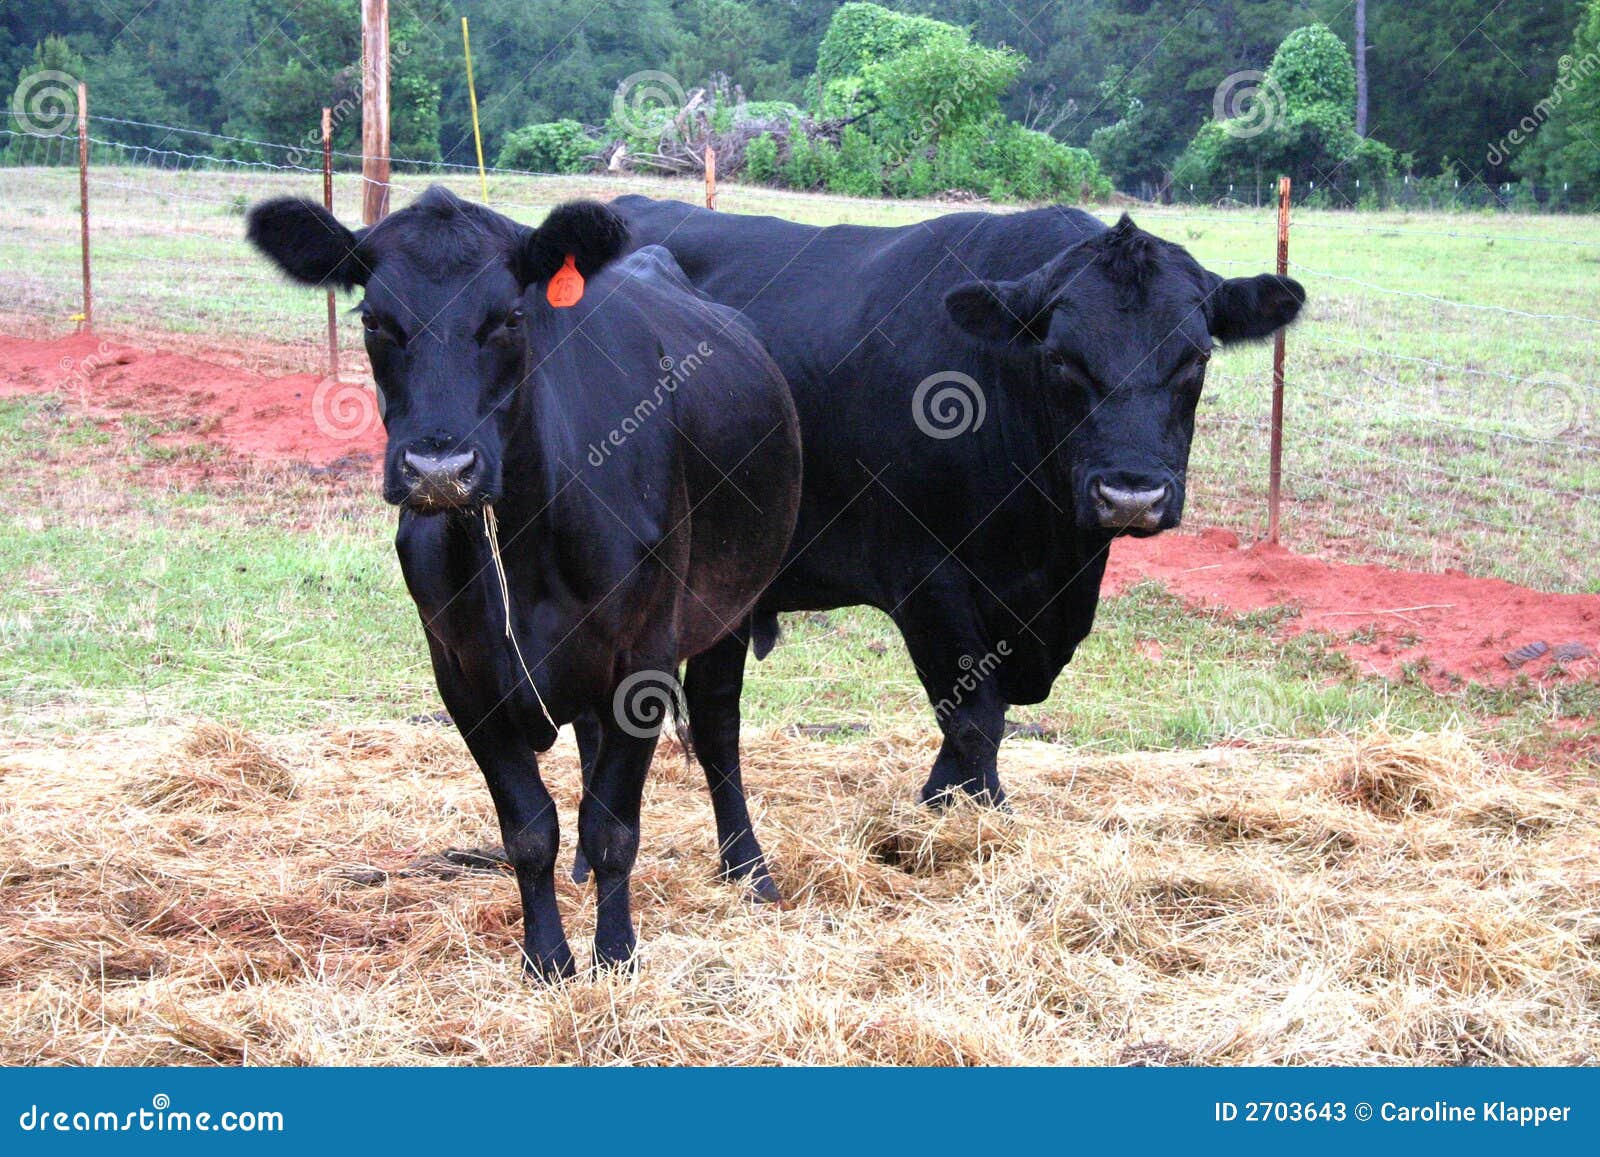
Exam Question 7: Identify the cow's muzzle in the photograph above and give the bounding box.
[401,448,481,511]
[1092,480,1171,532]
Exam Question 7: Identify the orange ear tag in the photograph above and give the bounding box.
[546,254,584,308]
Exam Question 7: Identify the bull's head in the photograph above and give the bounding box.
[247,187,627,513]
[945,214,1304,535]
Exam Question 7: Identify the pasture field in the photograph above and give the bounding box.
[0,164,1596,1066]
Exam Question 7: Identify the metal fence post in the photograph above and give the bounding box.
[77,82,92,332]
[1267,175,1290,544]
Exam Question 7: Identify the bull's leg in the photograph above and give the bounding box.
[569,710,601,885]
[895,596,1009,808]
[685,630,781,903]
[442,689,575,982]
[580,702,658,971]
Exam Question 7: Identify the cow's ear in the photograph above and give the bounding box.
[246,198,368,290]
[516,199,630,287]
[945,279,1048,344]
[1206,273,1305,343]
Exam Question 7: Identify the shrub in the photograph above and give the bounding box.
[496,120,594,174]
[744,132,778,184]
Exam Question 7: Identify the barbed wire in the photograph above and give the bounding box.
[1290,260,1600,327]
[4,118,1594,590]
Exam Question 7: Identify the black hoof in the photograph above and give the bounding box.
[571,848,591,885]
[590,940,638,976]
[920,780,1008,810]
[521,944,577,984]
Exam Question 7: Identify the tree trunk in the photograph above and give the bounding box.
[1355,0,1368,137]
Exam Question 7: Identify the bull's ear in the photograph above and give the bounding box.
[516,199,630,286]
[1206,273,1305,343]
[945,279,1047,344]
[246,198,368,290]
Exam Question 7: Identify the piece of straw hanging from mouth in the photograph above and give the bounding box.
[482,504,555,730]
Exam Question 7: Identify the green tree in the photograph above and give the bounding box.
[1173,23,1395,204]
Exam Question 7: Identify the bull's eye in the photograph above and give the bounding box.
[1045,349,1067,369]
[504,308,524,330]
[361,312,382,333]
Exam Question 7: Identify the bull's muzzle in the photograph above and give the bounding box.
[1092,480,1171,532]
[401,448,480,510]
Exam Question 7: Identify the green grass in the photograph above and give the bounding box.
[0,166,1595,762]
[0,396,1589,767]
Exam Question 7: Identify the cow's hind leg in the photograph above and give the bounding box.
[685,630,781,903]
[580,699,658,971]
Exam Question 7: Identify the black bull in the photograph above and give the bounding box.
[248,189,801,977]
[605,195,1304,856]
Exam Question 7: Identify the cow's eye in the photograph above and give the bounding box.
[1045,349,1067,369]
[361,312,382,333]
[504,308,524,331]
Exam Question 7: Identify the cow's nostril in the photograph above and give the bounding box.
[1093,481,1171,529]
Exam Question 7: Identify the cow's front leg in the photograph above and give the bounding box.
[452,704,574,981]
[580,696,659,971]
[895,592,1009,808]
[431,646,574,981]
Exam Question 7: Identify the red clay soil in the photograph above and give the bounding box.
[1105,529,1598,687]
[0,331,383,467]
[3,331,1596,688]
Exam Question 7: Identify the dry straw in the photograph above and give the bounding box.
[1,721,1595,1065]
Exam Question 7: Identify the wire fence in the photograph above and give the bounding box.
[1,117,1595,594]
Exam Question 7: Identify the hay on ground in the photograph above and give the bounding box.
[0,720,1595,1065]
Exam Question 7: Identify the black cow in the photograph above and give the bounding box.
[247,187,801,979]
[612,195,1303,869]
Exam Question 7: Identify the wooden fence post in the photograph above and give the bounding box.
[1267,175,1291,544]
[704,144,716,210]
[323,107,338,378]
[77,82,92,332]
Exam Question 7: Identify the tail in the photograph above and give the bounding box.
[671,665,694,764]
